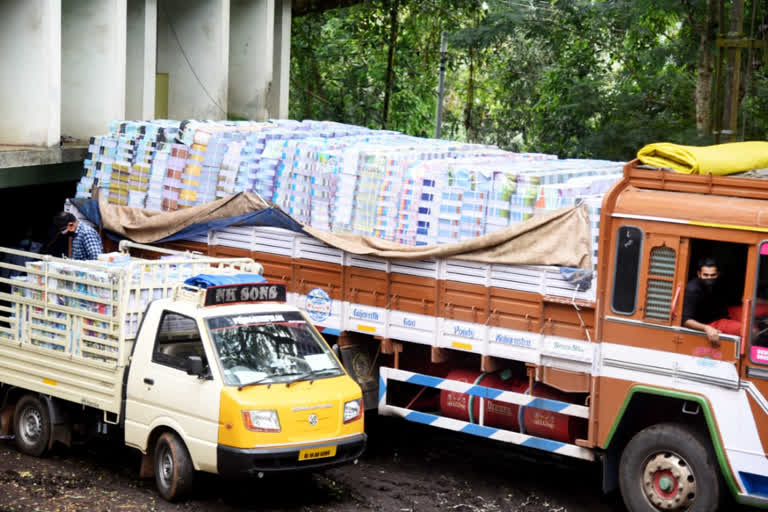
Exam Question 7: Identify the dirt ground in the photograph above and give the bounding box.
[0,416,756,512]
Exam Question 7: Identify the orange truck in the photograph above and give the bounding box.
[146,158,768,511]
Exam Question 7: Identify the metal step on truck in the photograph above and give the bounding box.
[0,242,366,501]
[136,158,768,512]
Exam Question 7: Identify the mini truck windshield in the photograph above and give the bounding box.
[206,311,343,386]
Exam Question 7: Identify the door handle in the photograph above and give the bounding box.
[143,378,154,385]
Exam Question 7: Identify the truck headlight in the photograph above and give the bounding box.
[242,410,281,432]
[343,399,362,423]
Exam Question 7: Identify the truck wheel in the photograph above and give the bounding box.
[154,432,195,502]
[14,395,51,457]
[619,423,722,512]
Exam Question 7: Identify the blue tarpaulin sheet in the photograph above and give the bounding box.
[184,273,266,288]
[72,198,303,244]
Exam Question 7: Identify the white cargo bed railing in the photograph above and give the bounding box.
[0,245,262,416]
[115,241,261,357]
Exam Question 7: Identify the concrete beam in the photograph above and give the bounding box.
[62,0,127,140]
[229,0,274,121]
[0,162,83,189]
[158,0,230,119]
[0,145,87,170]
[126,0,157,120]
[0,0,61,147]
[266,0,291,119]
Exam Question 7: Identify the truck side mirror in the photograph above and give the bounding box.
[185,355,204,377]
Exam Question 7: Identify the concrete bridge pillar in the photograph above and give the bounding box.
[157,0,230,120]
[0,0,62,146]
[61,0,127,140]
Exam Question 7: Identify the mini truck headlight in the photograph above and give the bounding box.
[343,399,362,423]
[242,409,281,432]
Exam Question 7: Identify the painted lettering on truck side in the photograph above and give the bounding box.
[353,309,379,321]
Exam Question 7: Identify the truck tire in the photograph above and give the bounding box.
[619,423,722,512]
[154,431,195,502]
[13,395,51,457]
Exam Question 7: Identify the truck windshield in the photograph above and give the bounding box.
[205,311,343,386]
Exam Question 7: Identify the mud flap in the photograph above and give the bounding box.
[338,341,379,410]
[601,449,618,494]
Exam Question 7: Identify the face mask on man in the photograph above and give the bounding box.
[699,277,717,290]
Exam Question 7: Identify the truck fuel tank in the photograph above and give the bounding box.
[439,369,587,444]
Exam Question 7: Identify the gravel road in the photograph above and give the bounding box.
[0,415,757,512]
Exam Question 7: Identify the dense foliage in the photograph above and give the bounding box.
[290,0,767,160]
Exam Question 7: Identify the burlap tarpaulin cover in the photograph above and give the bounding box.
[304,204,592,269]
[99,192,270,243]
[99,193,593,270]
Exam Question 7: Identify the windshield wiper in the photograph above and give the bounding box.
[237,371,308,390]
[285,368,340,387]
[238,375,278,391]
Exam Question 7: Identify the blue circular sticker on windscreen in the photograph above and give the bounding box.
[306,288,332,323]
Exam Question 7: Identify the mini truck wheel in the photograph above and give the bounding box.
[619,423,722,512]
[14,395,51,457]
[154,432,195,502]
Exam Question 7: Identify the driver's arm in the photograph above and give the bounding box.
[684,318,721,346]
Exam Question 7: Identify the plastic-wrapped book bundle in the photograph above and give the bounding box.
[162,144,186,211]
[146,143,170,211]
[75,118,626,256]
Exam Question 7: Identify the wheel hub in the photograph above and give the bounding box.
[642,452,696,510]
[159,446,174,487]
[19,407,42,444]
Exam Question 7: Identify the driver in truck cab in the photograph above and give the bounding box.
[682,257,737,345]
[682,256,768,345]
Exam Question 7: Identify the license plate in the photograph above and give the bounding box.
[298,445,337,461]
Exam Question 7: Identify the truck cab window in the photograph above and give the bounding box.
[153,311,208,373]
[611,226,643,315]
[683,239,748,336]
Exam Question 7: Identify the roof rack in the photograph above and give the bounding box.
[624,158,768,201]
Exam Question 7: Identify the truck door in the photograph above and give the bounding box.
[742,240,768,456]
[125,309,220,473]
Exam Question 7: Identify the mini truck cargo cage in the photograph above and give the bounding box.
[0,242,366,501]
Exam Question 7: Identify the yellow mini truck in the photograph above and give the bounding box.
[0,246,366,502]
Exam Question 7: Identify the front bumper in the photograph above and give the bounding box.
[217,433,367,477]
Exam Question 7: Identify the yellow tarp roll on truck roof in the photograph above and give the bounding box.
[637,141,768,175]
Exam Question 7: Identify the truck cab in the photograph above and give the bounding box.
[124,280,366,500]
